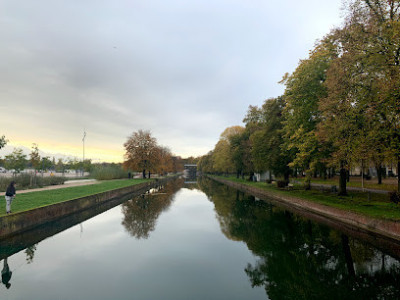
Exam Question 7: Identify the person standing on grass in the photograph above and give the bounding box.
[4,181,16,214]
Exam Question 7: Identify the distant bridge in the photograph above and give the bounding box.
[183,164,197,178]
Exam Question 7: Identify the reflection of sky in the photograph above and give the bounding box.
[1,188,263,300]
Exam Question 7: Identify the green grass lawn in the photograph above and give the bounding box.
[214,176,400,221]
[294,177,397,191]
[0,179,148,217]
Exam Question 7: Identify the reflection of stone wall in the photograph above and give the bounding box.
[0,177,177,238]
[208,176,400,246]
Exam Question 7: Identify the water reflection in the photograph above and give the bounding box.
[121,178,184,239]
[198,177,400,299]
[1,257,12,289]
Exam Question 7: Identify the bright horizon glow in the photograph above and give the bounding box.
[0,141,125,163]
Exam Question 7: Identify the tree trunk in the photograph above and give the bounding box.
[377,164,383,185]
[142,169,146,178]
[341,235,355,278]
[304,170,311,190]
[398,159,400,193]
[339,162,348,196]
[284,171,290,185]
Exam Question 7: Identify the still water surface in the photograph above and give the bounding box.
[1,178,400,299]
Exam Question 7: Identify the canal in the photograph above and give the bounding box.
[1,177,400,299]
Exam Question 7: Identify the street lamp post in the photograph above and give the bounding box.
[82,130,86,176]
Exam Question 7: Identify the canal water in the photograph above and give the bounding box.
[1,177,400,299]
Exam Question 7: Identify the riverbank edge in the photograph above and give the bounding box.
[208,175,400,243]
[0,177,176,238]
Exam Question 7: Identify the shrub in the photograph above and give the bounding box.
[0,173,67,191]
[90,165,128,180]
[389,192,400,204]
[277,180,287,188]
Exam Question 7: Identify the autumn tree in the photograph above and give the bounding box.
[353,0,400,191]
[197,151,215,174]
[123,130,159,178]
[155,146,173,176]
[212,126,244,175]
[229,130,254,179]
[317,0,400,194]
[171,156,184,173]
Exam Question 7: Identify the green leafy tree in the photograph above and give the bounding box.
[4,148,27,173]
[40,156,53,172]
[55,158,66,174]
[0,135,7,150]
[281,36,338,188]
[247,97,292,182]
[30,143,41,172]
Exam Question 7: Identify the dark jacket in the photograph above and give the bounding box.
[5,186,15,197]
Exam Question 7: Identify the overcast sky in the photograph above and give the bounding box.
[0,0,344,162]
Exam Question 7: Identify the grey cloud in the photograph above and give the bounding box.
[0,0,343,159]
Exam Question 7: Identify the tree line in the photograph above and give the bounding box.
[0,140,92,174]
[198,0,400,195]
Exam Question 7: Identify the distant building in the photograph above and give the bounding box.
[183,164,197,178]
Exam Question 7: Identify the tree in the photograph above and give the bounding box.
[30,143,41,185]
[213,139,235,174]
[40,156,53,172]
[4,148,27,173]
[229,130,253,179]
[30,143,41,172]
[123,130,159,178]
[246,97,292,183]
[281,35,338,188]
[212,126,244,175]
[197,151,215,174]
[0,135,7,150]
[317,0,400,194]
[56,158,66,174]
[155,146,173,176]
[354,0,400,192]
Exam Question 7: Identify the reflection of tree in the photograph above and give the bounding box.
[25,244,37,264]
[121,179,183,239]
[198,178,400,299]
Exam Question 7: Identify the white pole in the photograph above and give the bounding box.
[82,130,86,176]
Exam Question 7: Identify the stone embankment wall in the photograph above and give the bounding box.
[210,176,400,243]
[0,178,171,238]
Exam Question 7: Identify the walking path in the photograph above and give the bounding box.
[17,179,98,194]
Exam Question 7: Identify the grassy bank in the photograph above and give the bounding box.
[212,176,400,221]
[293,176,397,192]
[0,179,148,217]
